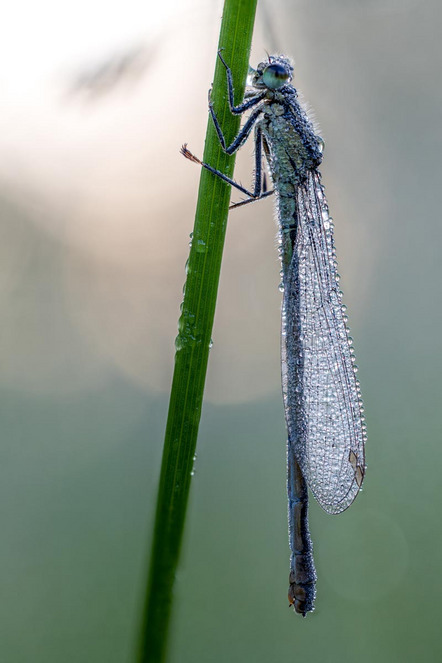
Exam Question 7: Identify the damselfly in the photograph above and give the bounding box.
[182,51,366,616]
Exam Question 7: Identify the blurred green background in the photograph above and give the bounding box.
[1,0,441,661]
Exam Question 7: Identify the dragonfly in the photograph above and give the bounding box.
[181,50,367,616]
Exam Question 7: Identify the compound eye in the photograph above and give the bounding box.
[262,63,290,90]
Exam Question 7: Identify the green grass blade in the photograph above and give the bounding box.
[136,1,258,661]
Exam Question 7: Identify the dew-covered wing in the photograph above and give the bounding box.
[281,171,366,515]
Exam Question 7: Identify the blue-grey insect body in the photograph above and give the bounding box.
[182,51,366,616]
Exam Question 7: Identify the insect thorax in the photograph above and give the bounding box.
[260,91,323,186]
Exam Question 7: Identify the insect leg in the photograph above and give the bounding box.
[181,144,256,197]
[181,125,270,201]
[217,50,266,114]
[228,129,275,209]
[229,190,274,210]
[253,126,263,197]
[208,103,262,154]
[181,104,264,198]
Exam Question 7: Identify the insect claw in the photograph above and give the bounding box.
[217,50,228,69]
[180,144,202,165]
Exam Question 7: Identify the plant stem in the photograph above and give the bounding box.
[136,1,257,661]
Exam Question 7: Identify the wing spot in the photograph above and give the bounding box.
[348,450,364,487]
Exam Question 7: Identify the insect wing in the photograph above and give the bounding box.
[282,172,366,515]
